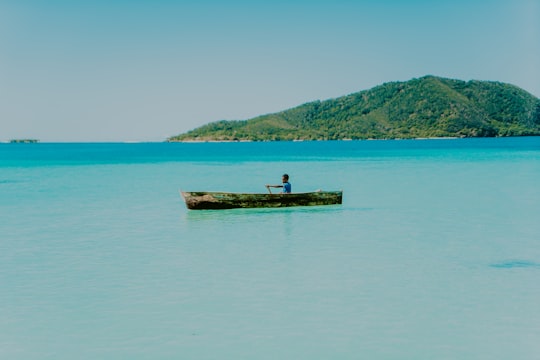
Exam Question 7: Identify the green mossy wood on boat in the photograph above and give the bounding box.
[181,191,343,210]
[168,76,540,141]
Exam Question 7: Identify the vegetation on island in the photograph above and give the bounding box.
[9,139,39,143]
[168,76,540,141]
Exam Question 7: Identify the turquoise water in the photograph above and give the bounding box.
[1,138,539,359]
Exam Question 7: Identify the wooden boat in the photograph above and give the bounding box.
[180,190,343,210]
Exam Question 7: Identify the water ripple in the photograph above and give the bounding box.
[0,179,23,185]
[490,260,540,269]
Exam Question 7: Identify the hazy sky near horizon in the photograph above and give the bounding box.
[1,0,539,142]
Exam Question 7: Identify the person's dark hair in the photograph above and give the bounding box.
[282,174,289,180]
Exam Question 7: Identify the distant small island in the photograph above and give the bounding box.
[168,75,540,142]
[10,139,39,143]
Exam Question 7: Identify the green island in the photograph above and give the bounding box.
[168,76,540,142]
[10,139,39,143]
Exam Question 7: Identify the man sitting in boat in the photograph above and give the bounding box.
[266,174,292,193]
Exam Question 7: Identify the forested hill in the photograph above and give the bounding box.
[168,76,540,141]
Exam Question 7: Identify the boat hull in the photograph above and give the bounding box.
[181,191,343,210]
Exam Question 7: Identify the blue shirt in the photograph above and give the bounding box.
[283,182,291,193]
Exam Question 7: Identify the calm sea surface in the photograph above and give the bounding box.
[1,138,539,359]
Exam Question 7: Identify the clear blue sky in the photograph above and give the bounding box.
[1,0,539,141]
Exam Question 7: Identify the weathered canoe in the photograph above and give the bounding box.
[180,190,343,210]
